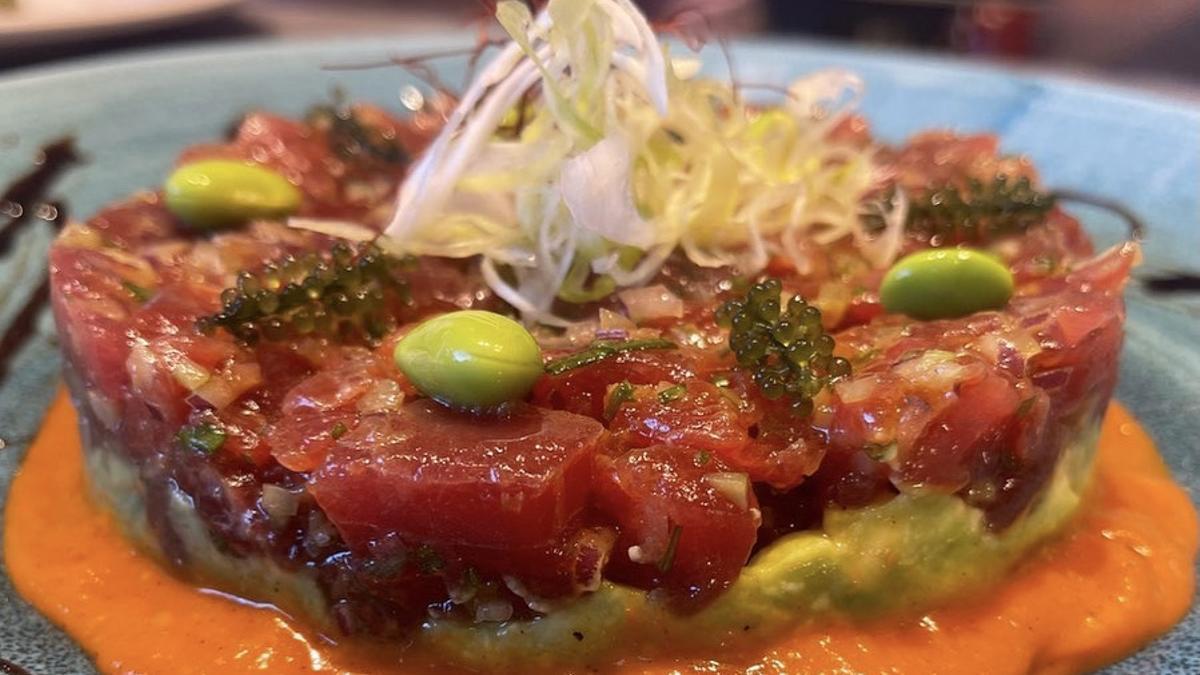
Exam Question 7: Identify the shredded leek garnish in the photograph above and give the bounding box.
[360,0,886,324]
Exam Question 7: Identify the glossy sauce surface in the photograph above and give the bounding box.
[5,391,1197,674]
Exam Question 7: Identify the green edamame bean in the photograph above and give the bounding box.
[164,160,301,230]
[394,310,543,409]
[880,248,1014,320]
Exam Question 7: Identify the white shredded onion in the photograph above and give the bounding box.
[261,484,300,527]
[704,472,751,510]
[195,363,262,409]
[560,134,654,249]
[618,284,684,322]
[169,356,212,391]
[599,307,636,331]
[835,375,878,404]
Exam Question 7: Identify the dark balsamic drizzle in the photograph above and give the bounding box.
[1141,273,1200,295]
[0,137,80,253]
[0,658,32,675]
[0,278,49,379]
[0,137,83,378]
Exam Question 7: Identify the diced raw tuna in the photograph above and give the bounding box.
[532,349,699,420]
[436,525,618,601]
[49,245,150,401]
[86,193,180,248]
[607,379,823,489]
[594,444,760,606]
[310,400,605,550]
[608,381,752,456]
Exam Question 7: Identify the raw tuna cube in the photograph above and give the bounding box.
[594,444,760,606]
[311,400,605,550]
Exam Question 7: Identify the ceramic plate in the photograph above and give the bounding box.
[0,0,244,48]
[0,36,1198,674]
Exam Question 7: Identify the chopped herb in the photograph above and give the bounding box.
[544,338,675,376]
[604,381,635,420]
[710,373,732,388]
[656,384,686,404]
[197,242,412,345]
[694,450,712,467]
[414,545,445,574]
[330,421,348,439]
[176,423,226,455]
[716,278,851,415]
[657,524,683,574]
[121,280,153,303]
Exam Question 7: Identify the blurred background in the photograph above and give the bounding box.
[2,0,1199,99]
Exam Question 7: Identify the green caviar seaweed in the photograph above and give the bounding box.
[869,175,1056,244]
[544,338,676,376]
[198,242,410,344]
[307,103,408,166]
[715,278,851,415]
[909,175,1056,243]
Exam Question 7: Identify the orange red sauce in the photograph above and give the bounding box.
[5,389,1197,674]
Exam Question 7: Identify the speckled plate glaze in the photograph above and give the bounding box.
[1,36,1197,675]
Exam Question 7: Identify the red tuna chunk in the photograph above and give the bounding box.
[594,444,760,606]
[310,399,605,550]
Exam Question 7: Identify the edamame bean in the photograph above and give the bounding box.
[164,160,301,230]
[880,248,1014,320]
[394,310,543,409]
